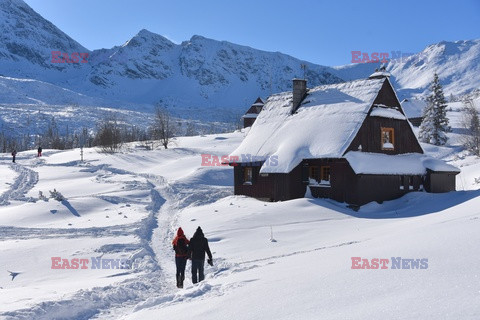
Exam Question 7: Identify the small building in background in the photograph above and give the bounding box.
[242,97,265,128]
[401,98,426,127]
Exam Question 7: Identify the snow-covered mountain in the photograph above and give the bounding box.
[332,39,480,99]
[82,30,342,114]
[0,0,341,122]
[0,0,88,78]
[0,0,479,126]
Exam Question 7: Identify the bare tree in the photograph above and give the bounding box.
[95,114,122,153]
[185,120,196,136]
[151,105,175,149]
[461,98,480,156]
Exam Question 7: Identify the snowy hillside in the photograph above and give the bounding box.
[0,109,479,319]
[0,0,341,122]
[3,0,479,128]
[0,0,88,79]
[332,39,480,100]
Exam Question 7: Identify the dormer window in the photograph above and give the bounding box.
[381,127,395,150]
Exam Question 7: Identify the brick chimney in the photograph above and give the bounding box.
[292,78,307,113]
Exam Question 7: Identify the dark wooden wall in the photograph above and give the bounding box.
[243,118,256,128]
[424,171,457,193]
[347,78,423,155]
[233,164,305,201]
[372,79,403,110]
[233,161,455,206]
[300,159,424,205]
[351,174,423,205]
[347,116,423,155]
[302,159,354,203]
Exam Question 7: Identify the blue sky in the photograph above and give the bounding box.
[24,0,480,66]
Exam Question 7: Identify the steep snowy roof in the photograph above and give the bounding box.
[345,152,460,175]
[229,78,387,173]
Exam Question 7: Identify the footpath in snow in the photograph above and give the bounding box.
[0,132,479,319]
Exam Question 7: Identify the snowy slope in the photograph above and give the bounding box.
[0,0,342,122]
[0,0,89,80]
[332,39,480,100]
[0,120,479,319]
[1,0,479,128]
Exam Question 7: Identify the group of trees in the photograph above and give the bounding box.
[0,103,237,154]
[94,106,176,152]
[0,119,93,153]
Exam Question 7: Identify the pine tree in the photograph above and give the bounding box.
[418,73,451,145]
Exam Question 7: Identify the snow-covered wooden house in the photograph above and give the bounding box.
[228,73,460,206]
[242,97,265,128]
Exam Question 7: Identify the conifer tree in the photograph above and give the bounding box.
[419,73,451,145]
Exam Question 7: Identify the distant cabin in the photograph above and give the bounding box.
[228,73,460,207]
[242,97,265,128]
[401,98,426,127]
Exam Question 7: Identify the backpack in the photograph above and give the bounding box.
[174,237,188,256]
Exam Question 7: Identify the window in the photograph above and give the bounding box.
[409,176,414,190]
[309,166,320,181]
[381,127,395,150]
[244,167,253,184]
[321,166,331,182]
[309,165,330,185]
[400,176,414,190]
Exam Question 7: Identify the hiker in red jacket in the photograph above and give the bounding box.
[172,227,190,288]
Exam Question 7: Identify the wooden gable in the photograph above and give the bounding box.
[345,79,423,155]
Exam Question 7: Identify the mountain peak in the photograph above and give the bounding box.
[136,29,157,37]
[190,35,207,41]
[123,29,175,49]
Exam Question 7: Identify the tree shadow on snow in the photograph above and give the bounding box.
[306,190,480,219]
[61,199,80,217]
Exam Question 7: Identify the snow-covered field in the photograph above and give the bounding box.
[0,130,479,319]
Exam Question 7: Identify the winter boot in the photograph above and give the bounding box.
[176,274,181,288]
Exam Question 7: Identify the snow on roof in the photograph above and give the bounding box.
[401,98,426,118]
[251,102,264,107]
[369,71,391,78]
[370,106,406,120]
[229,78,387,173]
[242,113,258,119]
[345,152,460,175]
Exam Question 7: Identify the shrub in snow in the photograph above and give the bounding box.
[38,191,48,201]
[419,73,451,146]
[460,99,480,156]
[49,189,65,201]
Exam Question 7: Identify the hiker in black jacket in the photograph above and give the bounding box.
[189,226,213,284]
